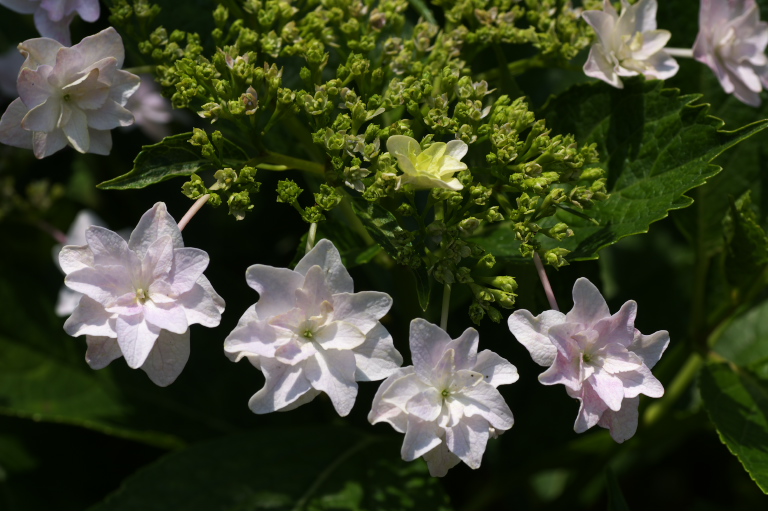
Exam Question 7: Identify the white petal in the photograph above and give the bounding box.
[445,326,478,370]
[353,322,402,381]
[455,379,514,430]
[507,309,564,367]
[314,321,367,350]
[32,128,67,158]
[380,371,432,410]
[368,367,414,432]
[405,387,443,422]
[176,282,222,328]
[386,135,421,159]
[75,0,100,22]
[304,348,358,416]
[597,396,639,443]
[64,266,132,306]
[140,329,190,387]
[224,319,280,360]
[128,202,183,257]
[116,314,160,369]
[566,277,610,327]
[85,99,134,129]
[421,440,461,477]
[63,295,115,337]
[629,329,669,369]
[472,350,519,387]
[248,357,313,413]
[84,335,122,369]
[401,415,441,461]
[294,239,354,294]
[0,98,33,150]
[87,128,112,155]
[444,139,468,160]
[570,384,608,433]
[55,286,82,316]
[33,9,74,45]
[61,105,89,152]
[58,244,93,274]
[617,364,664,398]
[17,66,55,109]
[143,301,188,334]
[246,265,303,318]
[21,96,60,133]
[18,37,62,69]
[197,274,225,313]
[169,247,209,295]
[85,225,134,267]
[73,27,126,69]
[330,291,392,334]
[409,318,453,383]
[0,0,37,15]
[589,370,624,411]
[295,265,334,317]
[444,414,490,469]
[582,10,616,47]
[583,44,624,89]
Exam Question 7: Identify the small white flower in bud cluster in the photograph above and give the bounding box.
[369,319,518,477]
[0,0,100,45]
[386,135,468,191]
[508,278,669,443]
[224,239,403,417]
[59,203,225,387]
[693,0,768,107]
[582,0,678,88]
[123,74,173,142]
[0,27,140,158]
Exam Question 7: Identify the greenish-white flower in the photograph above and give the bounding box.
[386,135,468,191]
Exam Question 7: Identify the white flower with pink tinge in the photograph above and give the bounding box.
[508,278,669,443]
[693,0,768,107]
[59,202,225,386]
[0,27,140,158]
[369,319,518,477]
[0,0,100,45]
[582,0,678,88]
[224,239,402,417]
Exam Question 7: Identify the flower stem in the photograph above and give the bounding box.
[665,47,694,58]
[642,353,703,427]
[255,151,325,176]
[37,220,68,244]
[440,283,452,332]
[178,194,210,232]
[305,222,318,254]
[533,253,559,311]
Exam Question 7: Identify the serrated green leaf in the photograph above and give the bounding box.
[699,362,768,494]
[88,426,452,511]
[479,79,768,261]
[723,192,768,292]
[97,133,248,190]
[714,299,768,368]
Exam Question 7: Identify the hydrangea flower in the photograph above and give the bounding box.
[693,0,768,107]
[224,239,402,416]
[123,74,173,142]
[369,319,518,477]
[582,0,678,88]
[59,202,225,386]
[0,27,140,158]
[0,0,100,45]
[507,278,669,442]
[386,135,468,191]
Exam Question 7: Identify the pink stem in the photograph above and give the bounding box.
[178,194,210,232]
[533,252,559,311]
[37,220,68,244]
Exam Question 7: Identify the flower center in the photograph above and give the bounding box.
[441,389,450,398]
[582,353,592,364]
[136,288,149,304]
[302,329,314,339]
[63,94,71,102]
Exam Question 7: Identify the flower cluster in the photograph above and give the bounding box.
[0,28,140,158]
[508,278,669,442]
[0,0,100,45]
[59,202,225,386]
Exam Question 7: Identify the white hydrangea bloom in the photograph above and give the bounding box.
[508,278,669,443]
[369,318,518,477]
[582,0,678,88]
[123,74,173,142]
[693,0,768,107]
[0,0,100,45]
[386,135,468,191]
[0,27,140,158]
[59,202,225,386]
[224,239,403,416]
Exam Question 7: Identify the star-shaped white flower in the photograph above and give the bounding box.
[224,239,403,416]
[386,135,467,191]
[582,0,678,88]
[508,278,669,442]
[0,0,100,45]
[693,0,768,107]
[59,202,225,386]
[0,27,140,158]
[369,318,518,477]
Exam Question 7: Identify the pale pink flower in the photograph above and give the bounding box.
[224,239,402,416]
[0,0,100,45]
[582,0,678,88]
[693,0,768,106]
[369,319,518,477]
[0,27,140,158]
[508,278,669,442]
[122,74,173,142]
[60,202,225,386]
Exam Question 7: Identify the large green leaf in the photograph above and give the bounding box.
[89,426,452,511]
[699,362,768,493]
[713,299,768,368]
[97,133,248,190]
[477,79,768,261]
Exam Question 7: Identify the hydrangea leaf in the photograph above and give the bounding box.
[88,426,452,511]
[97,133,248,190]
[475,79,768,261]
[699,362,768,494]
[713,299,768,368]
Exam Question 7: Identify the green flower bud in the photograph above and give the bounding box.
[189,128,209,146]
[276,179,303,204]
[228,191,253,220]
[214,168,238,191]
[302,205,325,223]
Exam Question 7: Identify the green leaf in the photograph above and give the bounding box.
[89,426,453,511]
[714,299,768,368]
[699,362,768,494]
[605,468,631,511]
[723,192,768,293]
[480,79,768,261]
[97,133,248,190]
